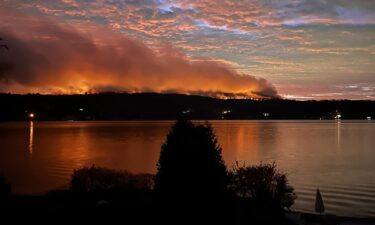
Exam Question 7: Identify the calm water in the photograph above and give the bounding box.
[0,120,374,217]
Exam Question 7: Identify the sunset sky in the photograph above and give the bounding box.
[0,0,374,100]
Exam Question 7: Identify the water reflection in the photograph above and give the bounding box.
[29,121,34,155]
[0,121,374,217]
[214,122,261,166]
[336,121,341,152]
[55,126,91,171]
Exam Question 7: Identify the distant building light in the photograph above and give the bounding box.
[334,110,342,120]
[367,116,372,120]
[222,110,231,114]
[263,113,270,117]
[182,110,190,114]
[29,113,35,119]
[79,108,84,111]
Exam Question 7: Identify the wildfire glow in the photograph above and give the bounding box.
[0,11,278,99]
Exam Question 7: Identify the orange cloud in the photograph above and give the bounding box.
[0,11,278,98]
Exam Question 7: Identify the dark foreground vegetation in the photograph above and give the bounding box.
[0,120,297,224]
[0,93,374,120]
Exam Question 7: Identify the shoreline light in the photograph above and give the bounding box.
[29,113,35,119]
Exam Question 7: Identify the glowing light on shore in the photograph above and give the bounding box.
[222,110,231,115]
[29,113,35,119]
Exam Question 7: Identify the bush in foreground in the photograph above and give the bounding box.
[229,162,296,211]
[71,165,154,193]
[0,175,10,203]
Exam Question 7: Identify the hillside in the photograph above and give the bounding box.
[0,93,374,120]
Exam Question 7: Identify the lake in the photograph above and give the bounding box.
[0,120,374,217]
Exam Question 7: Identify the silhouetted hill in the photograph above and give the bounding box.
[0,93,374,120]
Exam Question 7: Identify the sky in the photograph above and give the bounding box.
[0,0,374,100]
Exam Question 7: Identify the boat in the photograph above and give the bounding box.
[315,188,325,214]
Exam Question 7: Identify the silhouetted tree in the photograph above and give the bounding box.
[229,162,296,211]
[155,120,228,198]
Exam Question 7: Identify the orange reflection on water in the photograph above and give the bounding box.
[57,126,91,170]
[336,121,341,152]
[215,122,260,166]
[29,121,33,155]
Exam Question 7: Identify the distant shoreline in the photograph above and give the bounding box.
[1,93,374,121]
[0,119,374,122]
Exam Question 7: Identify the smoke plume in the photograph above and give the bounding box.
[0,11,278,98]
